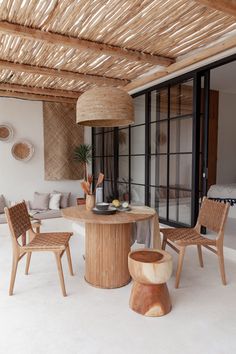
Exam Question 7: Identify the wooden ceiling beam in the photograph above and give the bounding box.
[0,90,77,103]
[124,71,167,91]
[0,59,127,86]
[0,82,81,98]
[167,36,236,73]
[0,21,174,67]
[195,0,236,17]
[124,35,236,92]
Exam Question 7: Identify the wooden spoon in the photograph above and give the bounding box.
[81,181,90,195]
[88,174,93,185]
[95,173,104,190]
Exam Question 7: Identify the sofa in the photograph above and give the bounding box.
[0,191,75,225]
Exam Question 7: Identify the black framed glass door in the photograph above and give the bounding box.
[92,72,212,227]
[149,79,194,226]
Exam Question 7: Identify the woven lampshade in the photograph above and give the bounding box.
[76,87,134,127]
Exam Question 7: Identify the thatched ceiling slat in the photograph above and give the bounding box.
[0,0,235,96]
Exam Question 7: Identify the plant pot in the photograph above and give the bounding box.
[77,197,86,206]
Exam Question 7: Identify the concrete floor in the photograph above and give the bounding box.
[0,218,236,354]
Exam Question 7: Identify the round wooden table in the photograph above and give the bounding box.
[62,206,155,289]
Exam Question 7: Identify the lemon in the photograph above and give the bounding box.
[112,199,120,208]
[122,202,129,209]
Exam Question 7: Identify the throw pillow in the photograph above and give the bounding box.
[0,194,6,214]
[49,193,61,210]
[32,192,50,210]
[53,191,71,208]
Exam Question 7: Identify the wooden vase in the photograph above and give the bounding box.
[86,194,95,211]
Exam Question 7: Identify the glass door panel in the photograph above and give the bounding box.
[150,79,194,226]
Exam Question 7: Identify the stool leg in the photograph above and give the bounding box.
[129,281,172,317]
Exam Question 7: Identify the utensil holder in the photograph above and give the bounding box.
[95,187,103,204]
[86,194,95,211]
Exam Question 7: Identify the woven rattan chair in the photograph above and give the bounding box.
[4,201,74,296]
[161,197,229,288]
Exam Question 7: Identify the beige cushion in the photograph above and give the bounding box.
[32,210,62,220]
[0,213,6,223]
[0,194,6,214]
[49,193,61,210]
[53,191,71,208]
[31,192,50,210]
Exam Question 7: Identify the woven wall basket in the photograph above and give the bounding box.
[0,124,14,142]
[76,87,134,127]
[11,140,34,162]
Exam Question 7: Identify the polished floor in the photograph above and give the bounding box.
[0,218,235,354]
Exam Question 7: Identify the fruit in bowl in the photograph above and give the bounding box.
[122,202,129,209]
[112,199,120,208]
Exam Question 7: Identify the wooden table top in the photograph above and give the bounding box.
[62,205,155,224]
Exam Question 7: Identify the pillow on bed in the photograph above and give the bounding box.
[0,195,6,214]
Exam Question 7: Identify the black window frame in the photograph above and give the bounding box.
[92,53,236,227]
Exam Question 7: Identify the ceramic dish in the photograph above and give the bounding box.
[92,206,117,215]
[96,202,110,211]
[117,206,131,212]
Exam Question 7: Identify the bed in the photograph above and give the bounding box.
[207,183,236,206]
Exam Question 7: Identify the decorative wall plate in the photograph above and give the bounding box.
[0,124,14,142]
[11,140,34,162]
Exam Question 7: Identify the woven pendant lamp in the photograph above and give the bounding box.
[76,87,134,127]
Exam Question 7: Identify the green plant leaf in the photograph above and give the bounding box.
[74,144,92,164]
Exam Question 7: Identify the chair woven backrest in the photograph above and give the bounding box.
[5,201,31,240]
[197,197,229,234]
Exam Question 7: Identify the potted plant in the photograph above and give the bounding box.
[74,143,92,181]
[74,144,92,205]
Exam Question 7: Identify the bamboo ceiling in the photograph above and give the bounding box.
[0,0,235,102]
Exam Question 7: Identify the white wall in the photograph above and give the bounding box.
[0,97,91,204]
[216,92,236,184]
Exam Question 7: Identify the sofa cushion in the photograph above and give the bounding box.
[49,193,61,210]
[31,192,50,210]
[0,213,6,224]
[53,191,71,208]
[32,209,62,220]
[0,195,6,214]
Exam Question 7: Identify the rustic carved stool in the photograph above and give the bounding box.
[128,249,172,317]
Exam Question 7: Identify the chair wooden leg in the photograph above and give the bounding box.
[197,245,204,268]
[217,245,227,285]
[25,252,32,275]
[175,247,185,289]
[66,245,74,276]
[55,252,67,296]
[9,256,19,296]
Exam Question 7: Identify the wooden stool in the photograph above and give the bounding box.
[128,249,172,317]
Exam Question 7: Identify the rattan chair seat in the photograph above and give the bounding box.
[161,198,229,288]
[4,201,74,296]
[161,228,216,246]
[23,232,72,251]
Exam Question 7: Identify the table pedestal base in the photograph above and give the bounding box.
[129,282,172,317]
[85,223,132,288]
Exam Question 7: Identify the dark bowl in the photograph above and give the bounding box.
[96,202,110,211]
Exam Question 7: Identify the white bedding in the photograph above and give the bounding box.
[207,183,236,199]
